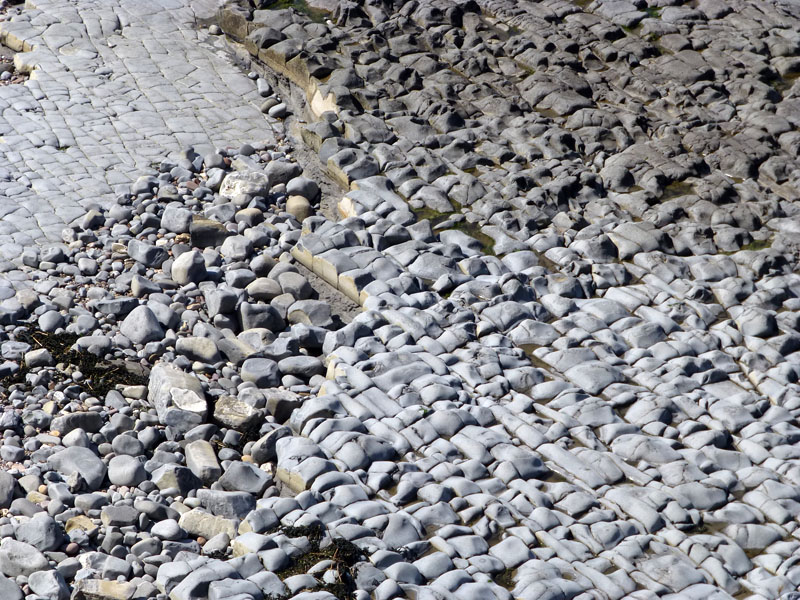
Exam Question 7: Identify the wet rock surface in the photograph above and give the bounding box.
[0,0,797,599]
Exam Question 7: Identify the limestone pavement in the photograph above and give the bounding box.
[0,0,277,260]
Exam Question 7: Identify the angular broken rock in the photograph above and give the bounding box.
[191,217,231,248]
[185,439,222,484]
[150,464,201,497]
[179,508,237,540]
[265,389,303,423]
[213,396,260,431]
[196,489,256,520]
[71,579,137,600]
[219,170,271,201]
[147,363,207,431]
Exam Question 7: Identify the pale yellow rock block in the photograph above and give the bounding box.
[179,508,237,540]
[338,195,359,219]
[326,157,351,189]
[72,579,137,600]
[26,491,47,504]
[66,515,97,534]
[325,359,346,381]
[276,467,308,493]
[290,244,313,270]
[312,253,339,287]
[338,271,368,305]
[309,86,339,118]
[287,195,312,221]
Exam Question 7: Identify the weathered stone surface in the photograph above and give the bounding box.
[147,363,207,430]
[185,440,222,484]
[219,171,271,200]
[0,539,49,577]
[179,509,237,540]
[47,447,106,490]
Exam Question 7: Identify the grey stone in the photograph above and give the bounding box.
[722,524,782,551]
[24,348,54,368]
[38,310,65,332]
[169,562,239,600]
[111,433,144,456]
[131,274,161,297]
[0,539,49,577]
[120,305,164,344]
[220,171,271,200]
[151,519,185,541]
[151,465,202,497]
[564,361,624,395]
[610,434,682,465]
[239,302,285,332]
[640,554,706,591]
[383,513,423,548]
[219,461,272,496]
[735,307,778,338]
[250,426,292,464]
[51,411,103,436]
[287,300,332,327]
[15,514,63,552]
[287,176,319,200]
[47,447,106,490]
[266,160,302,186]
[508,320,559,347]
[221,235,254,261]
[185,440,222,485]
[277,271,312,300]
[488,536,533,569]
[162,205,193,233]
[241,358,281,388]
[128,239,168,268]
[197,489,256,520]
[192,218,232,248]
[101,504,139,527]
[278,356,325,379]
[206,287,241,317]
[172,250,207,285]
[108,455,147,487]
[0,472,15,509]
[246,278,282,302]
[77,552,131,579]
[0,574,22,600]
[213,396,260,431]
[176,337,222,364]
[96,297,138,317]
[148,363,207,430]
[28,569,69,600]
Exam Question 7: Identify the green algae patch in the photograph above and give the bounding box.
[658,180,695,202]
[1,330,147,397]
[412,207,497,255]
[274,523,364,599]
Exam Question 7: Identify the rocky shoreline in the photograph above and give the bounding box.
[0,0,796,600]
